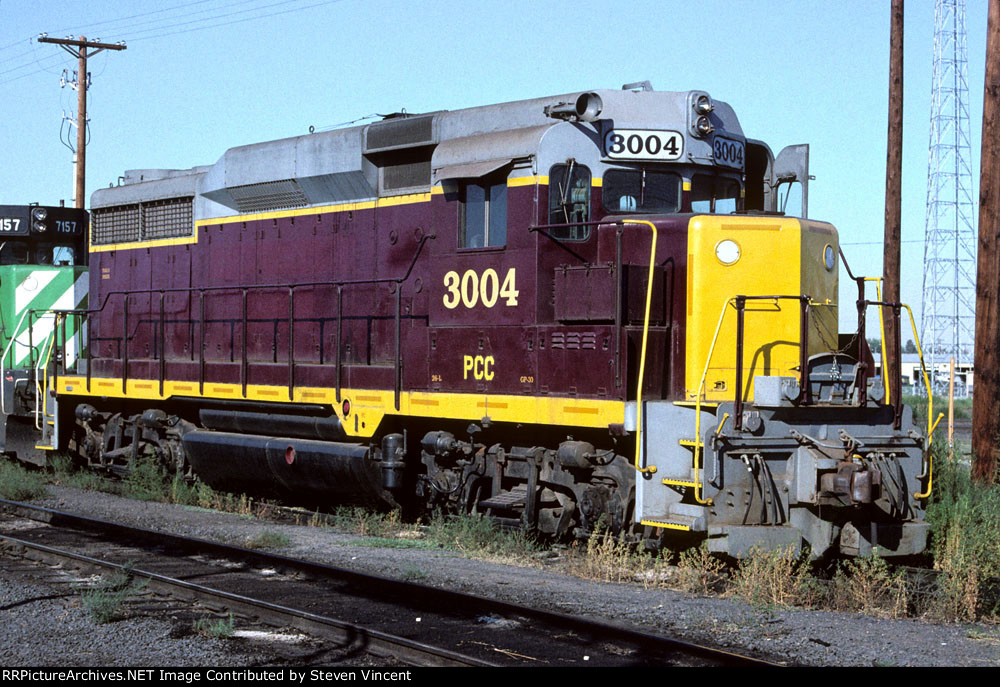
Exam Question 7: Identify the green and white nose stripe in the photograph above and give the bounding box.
[1,265,88,370]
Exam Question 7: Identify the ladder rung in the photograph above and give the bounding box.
[673,401,720,408]
[662,479,699,487]
[678,439,702,448]
[639,519,692,532]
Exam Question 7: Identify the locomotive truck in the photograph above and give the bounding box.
[24,82,933,558]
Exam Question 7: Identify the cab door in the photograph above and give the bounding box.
[773,144,811,218]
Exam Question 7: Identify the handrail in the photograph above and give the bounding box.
[621,219,658,475]
[687,296,737,507]
[686,294,814,507]
[33,314,59,430]
[902,303,942,499]
[50,233,436,402]
[864,277,890,405]
[0,308,44,414]
[62,233,437,320]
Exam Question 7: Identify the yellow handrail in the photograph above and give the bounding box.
[865,277,890,405]
[625,219,659,475]
[686,297,741,506]
[902,303,942,499]
[34,314,60,431]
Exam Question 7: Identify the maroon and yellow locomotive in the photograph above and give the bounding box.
[45,84,931,557]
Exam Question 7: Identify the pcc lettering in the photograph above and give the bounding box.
[463,355,495,381]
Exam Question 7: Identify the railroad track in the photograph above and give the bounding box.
[0,499,775,667]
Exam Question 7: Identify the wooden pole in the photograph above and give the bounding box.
[949,356,955,461]
[75,37,87,209]
[883,0,904,391]
[973,0,1000,484]
[37,35,126,209]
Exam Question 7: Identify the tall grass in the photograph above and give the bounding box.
[904,394,973,424]
[0,459,47,501]
[423,510,540,562]
[79,567,147,624]
[831,551,909,618]
[564,522,670,585]
[925,444,1000,621]
[727,546,821,609]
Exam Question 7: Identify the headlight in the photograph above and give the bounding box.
[695,94,714,115]
[31,208,47,221]
[716,239,741,265]
[824,244,836,270]
[696,116,714,137]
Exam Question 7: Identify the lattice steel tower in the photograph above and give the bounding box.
[921,0,977,389]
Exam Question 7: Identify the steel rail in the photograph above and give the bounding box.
[0,529,493,667]
[0,499,777,667]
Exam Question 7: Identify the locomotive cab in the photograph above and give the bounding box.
[0,204,88,459]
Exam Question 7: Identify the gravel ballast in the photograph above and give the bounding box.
[2,485,997,668]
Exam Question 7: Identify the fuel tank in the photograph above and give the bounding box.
[182,430,395,508]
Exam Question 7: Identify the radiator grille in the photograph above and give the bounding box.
[366,116,434,152]
[92,197,193,246]
[142,197,194,240]
[382,159,431,191]
[91,204,140,245]
[228,179,308,213]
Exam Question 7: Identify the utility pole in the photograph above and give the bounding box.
[973,0,1000,485]
[37,35,126,209]
[883,0,904,393]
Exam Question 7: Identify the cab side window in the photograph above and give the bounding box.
[548,163,591,240]
[460,174,507,248]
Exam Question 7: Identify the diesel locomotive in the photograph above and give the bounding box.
[0,203,88,462]
[31,82,933,558]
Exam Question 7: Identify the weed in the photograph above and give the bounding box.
[399,565,430,582]
[926,447,1000,622]
[0,459,47,501]
[47,451,119,492]
[904,394,972,424]
[122,452,170,502]
[193,613,235,638]
[965,628,1000,642]
[423,510,539,562]
[331,506,403,538]
[79,567,147,624]
[673,544,728,595]
[307,510,332,528]
[831,550,909,618]
[244,530,292,550]
[565,528,646,584]
[729,546,818,609]
[353,537,436,550]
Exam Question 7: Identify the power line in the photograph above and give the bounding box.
[49,0,276,40]
[0,0,343,85]
[123,0,344,43]
[843,239,923,246]
[44,0,221,35]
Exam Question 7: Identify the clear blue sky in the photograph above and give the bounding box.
[0,0,990,335]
